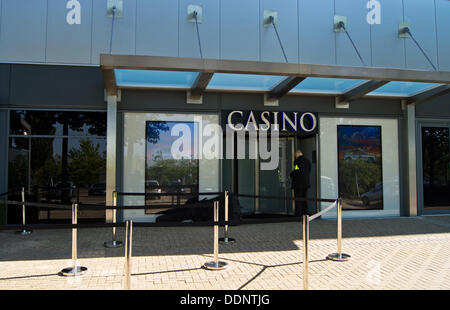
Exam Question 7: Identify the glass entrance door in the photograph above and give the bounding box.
[421,126,450,211]
[258,138,294,214]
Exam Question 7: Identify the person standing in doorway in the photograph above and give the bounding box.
[290,149,311,217]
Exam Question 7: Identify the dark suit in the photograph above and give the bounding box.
[289,155,311,216]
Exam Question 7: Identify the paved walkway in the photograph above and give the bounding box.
[1,216,450,290]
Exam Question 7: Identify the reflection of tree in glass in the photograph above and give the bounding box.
[146,155,198,187]
[68,139,106,188]
[339,159,382,200]
[422,127,449,187]
[146,121,170,144]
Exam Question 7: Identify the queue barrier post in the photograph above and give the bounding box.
[219,190,235,245]
[302,214,309,290]
[327,198,351,261]
[123,220,133,290]
[60,203,87,276]
[16,187,32,235]
[203,201,228,270]
[104,191,124,248]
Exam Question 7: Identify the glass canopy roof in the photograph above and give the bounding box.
[114,69,444,98]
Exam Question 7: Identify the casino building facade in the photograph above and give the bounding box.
[0,0,450,224]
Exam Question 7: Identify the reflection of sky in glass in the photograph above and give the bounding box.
[292,78,367,94]
[368,82,440,96]
[146,122,196,167]
[208,74,285,91]
[338,126,381,158]
[115,69,198,88]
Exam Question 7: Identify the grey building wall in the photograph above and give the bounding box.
[5,64,106,110]
[416,92,450,119]
[0,0,448,71]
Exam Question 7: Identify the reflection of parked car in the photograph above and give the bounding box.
[343,150,376,163]
[361,182,383,206]
[146,180,161,199]
[89,183,106,196]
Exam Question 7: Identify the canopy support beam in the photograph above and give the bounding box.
[407,84,450,106]
[336,80,389,105]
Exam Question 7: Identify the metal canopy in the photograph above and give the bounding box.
[101,54,450,104]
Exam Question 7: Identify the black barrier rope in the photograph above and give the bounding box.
[115,191,224,197]
[0,220,230,231]
[233,193,336,203]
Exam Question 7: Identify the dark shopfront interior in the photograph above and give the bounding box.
[7,110,107,224]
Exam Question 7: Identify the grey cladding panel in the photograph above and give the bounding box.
[178,0,220,59]
[403,0,438,71]
[46,0,93,64]
[0,0,47,62]
[435,0,450,71]
[220,0,260,61]
[298,0,335,65]
[260,0,299,63]
[136,0,179,57]
[370,0,405,69]
[91,0,137,64]
[0,64,10,106]
[9,65,105,109]
[335,0,372,67]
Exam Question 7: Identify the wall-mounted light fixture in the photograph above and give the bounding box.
[334,15,347,32]
[263,10,278,27]
[398,22,411,38]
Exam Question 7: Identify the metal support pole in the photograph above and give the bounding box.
[203,201,228,270]
[104,191,123,248]
[327,199,351,261]
[219,191,235,245]
[124,220,133,290]
[16,187,32,235]
[302,215,309,290]
[61,203,87,276]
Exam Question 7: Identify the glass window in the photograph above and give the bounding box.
[9,110,107,136]
[145,121,199,211]
[422,127,450,209]
[337,125,383,210]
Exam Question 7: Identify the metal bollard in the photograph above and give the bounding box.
[302,215,309,290]
[123,220,133,290]
[219,191,235,245]
[203,201,228,270]
[104,191,124,248]
[60,203,87,276]
[16,187,32,235]
[327,198,351,261]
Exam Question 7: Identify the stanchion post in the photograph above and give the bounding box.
[327,198,351,261]
[219,191,235,245]
[303,215,309,290]
[61,203,87,276]
[124,220,133,290]
[104,190,123,248]
[16,187,32,235]
[203,201,228,270]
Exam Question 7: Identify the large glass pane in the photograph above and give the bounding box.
[259,138,293,214]
[291,78,367,94]
[115,69,198,88]
[208,73,285,91]
[145,121,199,213]
[369,82,441,97]
[422,127,450,209]
[8,137,106,223]
[337,125,383,210]
[10,110,106,136]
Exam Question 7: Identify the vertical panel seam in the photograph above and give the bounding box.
[258,0,261,62]
[334,0,337,65]
[89,0,94,65]
[177,0,180,57]
[135,0,138,55]
[44,0,49,63]
[219,0,222,60]
[433,0,440,70]
[297,0,300,63]
[402,0,407,69]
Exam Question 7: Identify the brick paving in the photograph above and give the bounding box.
[1,216,450,290]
